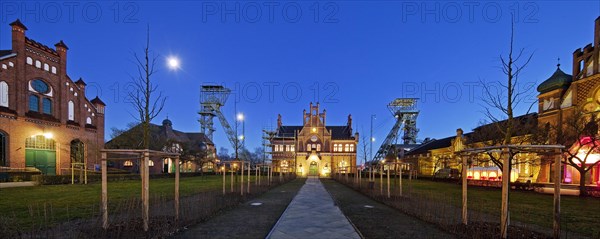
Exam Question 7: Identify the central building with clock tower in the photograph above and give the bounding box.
[270,102,358,177]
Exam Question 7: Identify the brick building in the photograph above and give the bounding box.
[270,103,358,177]
[105,118,217,174]
[0,19,106,175]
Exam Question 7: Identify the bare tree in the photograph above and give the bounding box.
[479,15,535,169]
[478,15,535,238]
[359,127,370,166]
[127,25,166,149]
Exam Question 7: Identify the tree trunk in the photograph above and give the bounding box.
[579,170,588,196]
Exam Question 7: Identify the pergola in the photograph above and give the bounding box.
[457,144,564,239]
[100,149,181,232]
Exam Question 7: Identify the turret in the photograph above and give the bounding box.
[54,40,68,74]
[9,19,26,54]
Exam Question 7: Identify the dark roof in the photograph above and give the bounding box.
[0,50,12,58]
[106,121,214,153]
[405,136,454,156]
[55,40,69,50]
[75,78,87,86]
[91,96,106,106]
[276,125,355,139]
[9,19,27,30]
[537,65,573,93]
[405,113,538,157]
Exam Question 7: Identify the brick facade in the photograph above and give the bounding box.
[0,19,105,175]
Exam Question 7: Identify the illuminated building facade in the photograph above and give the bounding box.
[0,20,106,175]
[270,103,358,177]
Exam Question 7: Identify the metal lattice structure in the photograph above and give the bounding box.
[372,98,419,163]
[199,85,239,149]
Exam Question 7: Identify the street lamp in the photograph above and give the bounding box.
[237,113,245,147]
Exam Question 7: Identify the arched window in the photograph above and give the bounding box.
[44,63,49,71]
[51,66,57,74]
[0,81,8,107]
[307,144,311,151]
[0,131,7,167]
[333,144,338,152]
[42,98,52,114]
[70,140,84,164]
[349,144,354,152]
[316,144,321,151]
[86,117,92,125]
[26,57,33,65]
[148,160,155,167]
[29,95,39,112]
[35,60,41,68]
[68,101,75,121]
[344,144,350,152]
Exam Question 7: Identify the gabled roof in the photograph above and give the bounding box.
[105,122,214,153]
[75,78,87,86]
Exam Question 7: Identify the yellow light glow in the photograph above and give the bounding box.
[43,133,53,139]
[312,127,316,132]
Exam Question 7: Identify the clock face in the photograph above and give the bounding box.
[310,135,318,142]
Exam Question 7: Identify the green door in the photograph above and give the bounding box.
[309,162,318,176]
[26,149,56,175]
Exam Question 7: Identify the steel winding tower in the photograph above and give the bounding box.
[199,85,240,149]
[372,98,419,163]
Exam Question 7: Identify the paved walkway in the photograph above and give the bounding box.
[267,176,360,239]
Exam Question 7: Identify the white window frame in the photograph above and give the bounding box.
[68,100,75,121]
[0,81,8,107]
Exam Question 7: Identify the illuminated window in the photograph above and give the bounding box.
[345,144,350,152]
[149,160,155,166]
[333,144,338,152]
[285,145,290,151]
[124,160,133,167]
[349,144,354,152]
[316,144,321,151]
[0,81,8,107]
[307,144,311,151]
[68,101,74,121]
[290,145,295,152]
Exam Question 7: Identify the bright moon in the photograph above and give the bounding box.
[167,57,180,69]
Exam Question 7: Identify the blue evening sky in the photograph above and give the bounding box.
[1,1,599,154]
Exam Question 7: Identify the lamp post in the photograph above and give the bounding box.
[237,113,245,148]
[370,114,376,163]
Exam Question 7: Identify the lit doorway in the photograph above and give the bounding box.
[25,135,56,175]
[309,161,318,176]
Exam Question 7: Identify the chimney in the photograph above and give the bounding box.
[9,19,27,54]
[277,114,282,128]
[55,40,68,74]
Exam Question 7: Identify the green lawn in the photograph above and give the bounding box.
[381,178,600,237]
[0,175,259,229]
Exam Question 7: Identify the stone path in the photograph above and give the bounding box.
[266,176,361,239]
